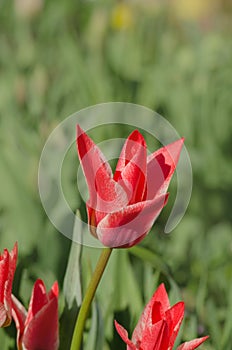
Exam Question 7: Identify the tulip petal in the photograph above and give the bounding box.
[147,138,184,199]
[6,243,18,295]
[49,280,59,299]
[141,319,169,350]
[132,284,170,343]
[77,125,128,219]
[0,250,9,327]
[26,279,49,327]
[23,296,59,350]
[114,320,137,350]
[177,336,209,350]
[165,301,185,348]
[11,294,27,348]
[114,130,146,172]
[114,130,147,204]
[12,281,59,350]
[116,283,208,350]
[152,283,170,315]
[0,243,18,327]
[96,194,168,248]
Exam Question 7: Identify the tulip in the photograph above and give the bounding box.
[115,283,209,350]
[0,243,18,327]
[77,125,184,248]
[12,279,59,350]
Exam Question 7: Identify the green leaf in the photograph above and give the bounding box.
[221,282,232,348]
[63,211,83,309]
[59,303,80,350]
[85,302,104,350]
[129,245,171,277]
[0,329,14,349]
[110,250,143,316]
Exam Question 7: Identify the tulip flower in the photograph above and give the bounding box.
[12,279,59,350]
[0,242,18,327]
[115,283,209,350]
[77,125,184,248]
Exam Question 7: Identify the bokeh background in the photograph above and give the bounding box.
[0,0,232,349]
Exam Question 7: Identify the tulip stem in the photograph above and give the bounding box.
[70,247,113,350]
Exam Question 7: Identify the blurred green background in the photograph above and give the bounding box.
[0,0,232,349]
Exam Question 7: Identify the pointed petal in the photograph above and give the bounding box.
[147,138,184,199]
[0,243,18,327]
[114,130,147,204]
[140,319,169,350]
[114,320,136,350]
[11,294,27,348]
[23,295,59,350]
[77,125,112,203]
[132,284,170,343]
[48,281,59,300]
[165,301,185,348]
[177,336,209,350]
[96,194,168,248]
[9,242,18,264]
[77,125,128,219]
[152,283,170,314]
[4,243,18,317]
[115,130,146,173]
[0,249,9,327]
[26,279,49,327]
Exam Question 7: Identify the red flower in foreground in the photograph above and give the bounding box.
[77,125,184,248]
[115,284,209,350]
[12,279,59,350]
[0,243,18,327]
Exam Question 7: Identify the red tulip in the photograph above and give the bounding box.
[12,279,59,350]
[77,125,184,248]
[0,242,18,327]
[115,283,209,350]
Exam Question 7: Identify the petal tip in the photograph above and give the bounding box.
[51,281,59,297]
[76,124,84,138]
[13,242,18,257]
[129,129,146,146]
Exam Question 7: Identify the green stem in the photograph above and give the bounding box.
[70,247,113,350]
